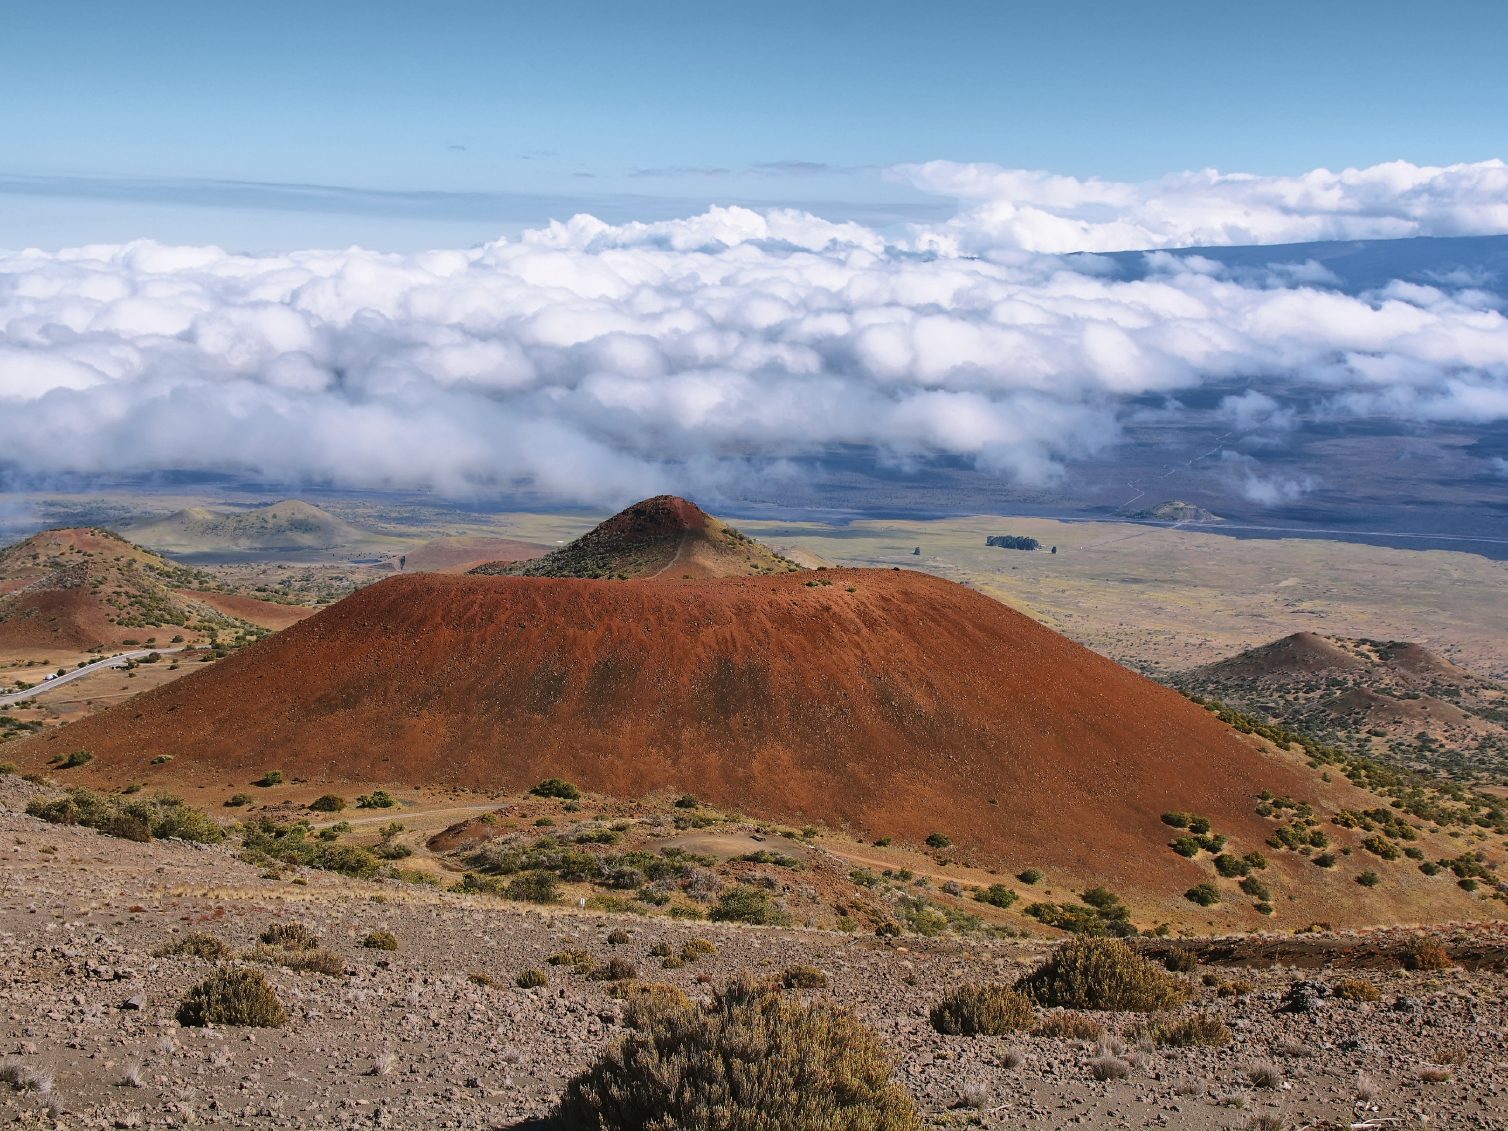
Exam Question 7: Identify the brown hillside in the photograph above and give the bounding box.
[469,495,795,579]
[399,535,550,574]
[1199,631,1364,678]
[0,528,276,656]
[19,567,1324,897]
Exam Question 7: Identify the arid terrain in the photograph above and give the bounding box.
[2,772,1506,1129]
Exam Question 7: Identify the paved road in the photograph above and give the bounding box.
[0,647,187,709]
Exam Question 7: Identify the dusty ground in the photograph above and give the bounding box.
[1,776,1506,1130]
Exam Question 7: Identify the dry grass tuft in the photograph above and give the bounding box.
[154,932,230,961]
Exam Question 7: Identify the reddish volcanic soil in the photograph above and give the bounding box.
[177,590,317,631]
[18,568,1319,897]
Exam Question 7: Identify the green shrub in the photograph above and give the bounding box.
[1161,812,1192,828]
[60,749,93,769]
[154,932,229,961]
[26,788,223,845]
[1170,836,1201,857]
[1239,876,1272,900]
[925,832,952,849]
[309,794,347,813]
[225,793,253,808]
[531,778,582,800]
[1017,868,1043,885]
[558,978,919,1131]
[516,968,550,988]
[710,885,792,926]
[356,790,396,809]
[361,930,398,951]
[972,884,1018,909]
[930,983,1035,1035]
[1185,883,1221,906]
[1140,1012,1231,1047]
[176,967,287,1028]
[255,770,284,788]
[1213,854,1249,878]
[674,794,699,808]
[505,871,561,903]
[1356,871,1381,887]
[1016,937,1187,1012]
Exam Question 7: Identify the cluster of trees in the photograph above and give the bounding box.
[985,535,1041,551]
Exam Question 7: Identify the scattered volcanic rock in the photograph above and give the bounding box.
[469,495,795,579]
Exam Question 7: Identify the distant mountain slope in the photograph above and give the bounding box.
[469,496,797,579]
[1176,633,1508,783]
[125,500,365,553]
[0,527,290,654]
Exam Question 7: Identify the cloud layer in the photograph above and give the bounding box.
[898,159,1508,254]
[2,161,1508,507]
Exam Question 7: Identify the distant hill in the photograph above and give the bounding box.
[0,528,298,655]
[397,535,551,575]
[18,560,1498,926]
[1131,500,1224,523]
[1177,632,1508,783]
[125,500,365,554]
[469,496,797,579]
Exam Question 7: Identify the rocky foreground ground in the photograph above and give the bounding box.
[0,777,1505,1130]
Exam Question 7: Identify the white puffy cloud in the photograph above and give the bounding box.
[897,159,1508,254]
[2,172,1508,508]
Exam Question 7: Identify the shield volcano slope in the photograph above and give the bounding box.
[23,568,1314,887]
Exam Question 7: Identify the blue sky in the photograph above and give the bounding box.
[3,0,1508,249]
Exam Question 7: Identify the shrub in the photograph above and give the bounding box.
[1170,836,1201,858]
[1088,1055,1130,1081]
[1246,1060,1283,1089]
[559,978,920,1131]
[606,928,631,945]
[1239,876,1271,901]
[1356,871,1381,888]
[973,884,1018,909]
[681,937,717,960]
[1163,949,1197,973]
[60,749,93,769]
[27,788,224,845]
[255,771,284,787]
[309,794,346,813]
[1402,935,1451,971]
[1017,868,1043,885]
[225,793,253,808]
[1213,854,1249,878]
[1161,812,1192,829]
[1185,883,1221,906]
[361,930,399,951]
[1331,978,1380,1002]
[516,968,550,988]
[929,984,1036,1036]
[176,968,287,1028]
[249,945,345,976]
[356,790,396,809]
[531,778,582,800]
[925,832,952,849]
[674,794,699,808]
[1141,1013,1231,1047]
[588,957,638,982]
[782,965,828,990]
[259,922,319,950]
[154,932,229,960]
[1033,1012,1104,1041]
[1016,938,1187,1012]
[710,885,791,926]
[505,871,561,904]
